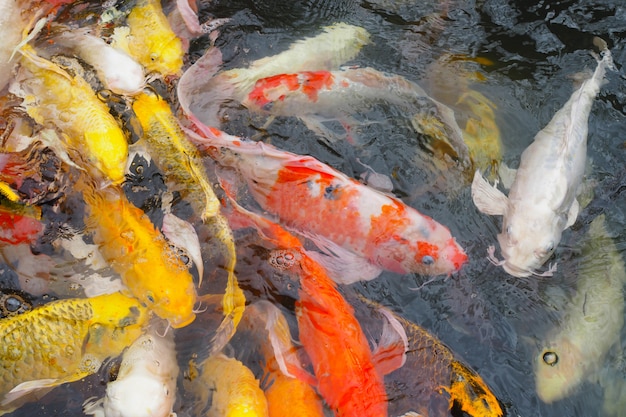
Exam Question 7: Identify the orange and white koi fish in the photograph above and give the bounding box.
[0,292,147,415]
[240,301,326,417]
[82,183,197,328]
[223,196,408,417]
[185,122,467,282]
[352,295,503,417]
[178,23,370,127]
[240,67,469,156]
[10,44,128,183]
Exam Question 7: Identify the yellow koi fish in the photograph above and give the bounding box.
[131,90,244,349]
[82,183,197,328]
[11,45,128,183]
[186,353,269,417]
[0,292,147,415]
[121,0,184,77]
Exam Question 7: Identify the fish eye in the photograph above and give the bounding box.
[421,255,435,265]
[506,225,512,235]
[146,293,156,304]
[150,53,159,62]
[545,241,554,252]
[542,351,558,366]
[4,296,23,312]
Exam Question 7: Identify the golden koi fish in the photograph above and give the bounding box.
[11,45,128,184]
[131,90,244,349]
[121,0,184,77]
[0,292,147,415]
[187,353,269,417]
[82,183,197,329]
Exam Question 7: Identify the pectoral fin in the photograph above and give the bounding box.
[471,170,509,216]
[371,307,409,376]
[565,198,580,229]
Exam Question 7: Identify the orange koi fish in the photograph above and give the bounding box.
[352,295,503,417]
[185,122,467,282]
[82,183,197,328]
[240,301,326,417]
[223,196,408,417]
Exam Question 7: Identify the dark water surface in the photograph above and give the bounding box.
[4,0,626,416]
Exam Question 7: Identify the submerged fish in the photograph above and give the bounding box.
[224,197,408,417]
[83,323,178,417]
[185,122,467,281]
[178,23,370,127]
[0,292,147,415]
[187,353,269,417]
[352,295,503,417]
[239,301,326,417]
[238,67,470,162]
[0,204,43,245]
[534,214,626,403]
[471,39,614,277]
[82,183,197,328]
[131,90,244,348]
[10,45,128,183]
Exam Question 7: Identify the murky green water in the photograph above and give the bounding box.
[3,0,626,416]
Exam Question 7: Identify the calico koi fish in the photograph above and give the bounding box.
[240,301,326,417]
[352,295,503,417]
[177,23,370,127]
[187,353,269,417]
[534,214,626,403]
[131,90,245,348]
[82,183,197,328]
[223,196,408,417]
[471,39,614,277]
[242,67,469,159]
[185,122,467,282]
[10,45,128,183]
[0,292,147,415]
[0,205,43,245]
[117,0,184,77]
[84,323,178,417]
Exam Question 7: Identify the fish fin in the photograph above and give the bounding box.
[371,307,409,375]
[82,396,105,417]
[471,170,508,216]
[305,243,383,284]
[565,198,579,229]
[497,163,516,190]
[162,212,204,286]
[2,378,62,406]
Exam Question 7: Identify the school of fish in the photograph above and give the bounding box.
[0,1,621,417]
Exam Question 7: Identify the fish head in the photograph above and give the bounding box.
[497,207,560,277]
[143,279,197,329]
[105,372,175,417]
[534,337,585,403]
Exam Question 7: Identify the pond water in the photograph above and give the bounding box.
[3,0,626,416]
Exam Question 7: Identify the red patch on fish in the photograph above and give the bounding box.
[247,71,335,108]
[0,212,43,245]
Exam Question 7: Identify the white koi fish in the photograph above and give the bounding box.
[534,214,625,403]
[471,38,614,277]
[83,324,179,417]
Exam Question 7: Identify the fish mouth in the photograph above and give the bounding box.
[501,262,533,277]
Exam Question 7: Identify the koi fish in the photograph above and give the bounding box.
[51,27,145,95]
[223,196,408,417]
[0,292,147,415]
[534,214,626,403]
[471,39,614,277]
[0,205,43,245]
[82,183,197,328]
[0,1,29,91]
[10,44,128,183]
[83,323,178,417]
[131,90,244,349]
[241,67,469,159]
[0,289,32,319]
[178,23,370,127]
[350,294,503,417]
[186,353,269,417]
[239,301,326,417]
[185,122,467,282]
[116,0,184,77]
